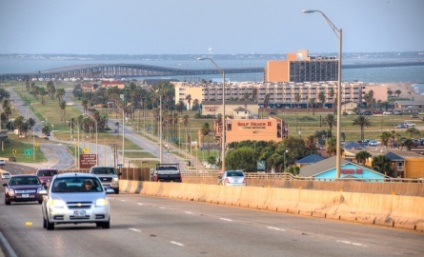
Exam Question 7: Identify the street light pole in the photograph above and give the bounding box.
[159,92,163,164]
[197,57,226,171]
[303,9,342,178]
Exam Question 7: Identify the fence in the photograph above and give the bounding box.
[58,168,424,197]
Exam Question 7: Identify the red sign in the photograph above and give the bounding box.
[79,154,97,169]
[341,169,363,174]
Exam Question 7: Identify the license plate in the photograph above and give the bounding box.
[22,194,29,198]
[73,210,86,217]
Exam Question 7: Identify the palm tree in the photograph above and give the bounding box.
[380,131,392,147]
[352,115,371,142]
[309,98,316,115]
[323,114,336,132]
[395,89,401,98]
[59,100,66,121]
[326,137,337,156]
[185,94,192,111]
[318,91,326,108]
[355,150,371,165]
[372,155,393,177]
[406,127,420,138]
[201,122,211,150]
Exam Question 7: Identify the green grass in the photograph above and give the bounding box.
[3,81,421,166]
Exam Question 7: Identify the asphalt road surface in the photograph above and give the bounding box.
[0,193,423,257]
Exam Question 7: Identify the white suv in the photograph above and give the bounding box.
[40,173,114,230]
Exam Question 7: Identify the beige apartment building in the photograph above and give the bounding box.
[173,81,366,109]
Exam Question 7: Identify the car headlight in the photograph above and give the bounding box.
[7,188,15,196]
[95,198,109,207]
[49,199,66,208]
[112,177,119,182]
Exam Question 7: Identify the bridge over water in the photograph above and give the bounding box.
[0,61,423,81]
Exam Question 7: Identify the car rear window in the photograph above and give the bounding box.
[227,171,244,177]
[91,167,117,175]
[37,169,58,176]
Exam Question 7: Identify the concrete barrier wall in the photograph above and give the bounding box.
[122,181,424,232]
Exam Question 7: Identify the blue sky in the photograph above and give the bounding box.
[0,0,423,55]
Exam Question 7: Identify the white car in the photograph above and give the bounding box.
[383,111,392,115]
[40,173,115,230]
[1,172,10,180]
[218,170,247,186]
[368,140,380,146]
[0,160,5,166]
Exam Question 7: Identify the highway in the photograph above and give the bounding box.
[0,193,422,257]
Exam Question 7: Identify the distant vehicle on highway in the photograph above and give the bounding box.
[383,111,392,115]
[36,168,58,186]
[0,160,5,166]
[218,170,247,186]
[368,140,381,146]
[89,166,121,194]
[1,172,10,180]
[151,164,182,182]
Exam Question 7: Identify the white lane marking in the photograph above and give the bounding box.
[185,211,193,214]
[220,218,232,222]
[129,228,141,233]
[267,226,286,232]
[337,240,367,248]
[171,241,184,247]
[121,199,126,202]
[137,202,144,206]
[160,207,166,209]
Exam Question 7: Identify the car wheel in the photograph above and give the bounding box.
[43,217,46,229]
[5,199,10,205]
[46,219,55,230]
[114,189,119,194]
[100,221,110,229]
[38,200,43,204]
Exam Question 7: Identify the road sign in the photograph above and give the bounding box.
[25,149,32,156]
[83,147,89,154]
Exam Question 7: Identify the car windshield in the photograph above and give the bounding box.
[91,167,117,175]
[38,170,58,176]
[226,171,244,177]
[9,176,40,186]
[51,177,103,193]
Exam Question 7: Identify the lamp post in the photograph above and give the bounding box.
[198,57,226,171]
[303,9,342,178]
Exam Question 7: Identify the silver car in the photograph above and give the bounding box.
[40,173,114,230]
[218,170,247,186]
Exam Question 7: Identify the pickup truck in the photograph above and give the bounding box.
[151,164,182,182]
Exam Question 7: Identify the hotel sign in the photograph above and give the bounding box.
[237,121,272,130]
[341,169,363,175]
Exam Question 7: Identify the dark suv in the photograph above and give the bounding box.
[36,168,59,186]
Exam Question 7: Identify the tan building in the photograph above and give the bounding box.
[173,82,203,110]
[265,50,338,83]
[81,82,96,92]
[362,83,388,103]
[101,80,125,89]
[174,81,364,109]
